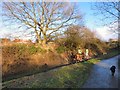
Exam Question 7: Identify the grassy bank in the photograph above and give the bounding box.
[3,48,119,88]
[98,48,120,60]
[3,59,100,88]
[2,43,67,82]
[27,50,120,88]
[31,59,100,88]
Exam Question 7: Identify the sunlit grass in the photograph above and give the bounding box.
[30,62,94,88]
[98,49,119,60]
[30,56,117,88]
[2,46,119,88]
[3,51,118,88]
[3,61,95,88]
[87,59,101,64]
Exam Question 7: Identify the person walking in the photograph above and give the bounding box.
[77,48,83,62]
[85,49,89,60]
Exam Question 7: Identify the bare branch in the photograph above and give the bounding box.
[2,2,82,44]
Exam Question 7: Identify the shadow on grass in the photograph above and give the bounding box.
[3,62,72,82]
[2,58,100,83]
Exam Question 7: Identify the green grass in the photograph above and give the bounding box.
[29,62,95,88]
[3,48,120,88]
[56,46,67,54]
[98,49,120,60]
[25,49,120,88]
[5,43,47,55]
[3,59,100,88]
[27,45,46,54]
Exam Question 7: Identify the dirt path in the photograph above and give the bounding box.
[82,55,119,88]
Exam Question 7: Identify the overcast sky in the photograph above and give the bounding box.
[0,2,118,41]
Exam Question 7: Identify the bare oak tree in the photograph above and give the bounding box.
[2,2,82,45]
[93,2,120,34]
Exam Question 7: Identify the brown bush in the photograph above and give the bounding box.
[2,43,67,78]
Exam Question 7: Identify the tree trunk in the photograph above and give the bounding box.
[42,34,47,45]
[42,27,47,45]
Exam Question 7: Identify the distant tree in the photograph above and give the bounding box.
[93,2,120,34]
[2,2,82,45]
[63,25,108,54]
[63,25,95,50]
[64,25,81,51]
[1,38,11,43]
